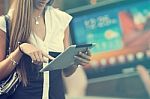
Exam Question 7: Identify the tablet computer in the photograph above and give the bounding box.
[40,43,95,72]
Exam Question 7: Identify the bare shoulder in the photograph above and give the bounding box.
[0,29,6,61]
[0,15,6,61]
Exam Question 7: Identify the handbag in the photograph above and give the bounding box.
[0,15,21,96]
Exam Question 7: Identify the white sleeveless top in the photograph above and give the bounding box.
[0,6,72,99]
[0,6,72,52]
[29,6,72,52]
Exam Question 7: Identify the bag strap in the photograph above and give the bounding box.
[4,15,10,56]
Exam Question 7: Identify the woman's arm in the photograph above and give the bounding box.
[0,29,23,80]
[63,27,91,77]
[63,27,78,77]
[0,29,54,80]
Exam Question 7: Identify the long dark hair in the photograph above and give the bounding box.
[9,0,33,86]
[9,0,54,86]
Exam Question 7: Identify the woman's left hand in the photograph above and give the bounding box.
[74,49,91,66]
[63,49,91,77]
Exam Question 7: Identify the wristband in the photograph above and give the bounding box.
[18,42,24,54]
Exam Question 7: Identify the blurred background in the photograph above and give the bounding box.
[1,0,150,99]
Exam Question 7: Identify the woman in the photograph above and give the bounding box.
[0,0,91,99]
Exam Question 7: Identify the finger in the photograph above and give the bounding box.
[38,51,44,62]
[78,52,91,61]
[31,52,42,64]
[43,59,48,63]
[79,62,89,66]
[83,48,91,56]
[30,53,36,63]
[34,52,41,62]
[74,55,89,64]
[86,49,91,56]
[42,51,55,60]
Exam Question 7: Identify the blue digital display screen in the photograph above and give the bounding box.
[69,0,150,78]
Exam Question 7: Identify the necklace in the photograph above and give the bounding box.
[33,15,41,25]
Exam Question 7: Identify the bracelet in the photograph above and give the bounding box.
[18,42,24,54]
[10,55,18,66]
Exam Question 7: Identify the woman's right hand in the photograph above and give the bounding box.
[20,43,54,64]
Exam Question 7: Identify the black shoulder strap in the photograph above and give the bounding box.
[4,15,10,55]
